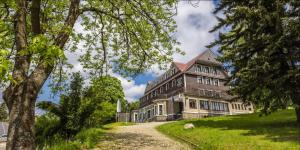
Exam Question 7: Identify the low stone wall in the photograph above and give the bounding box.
[182,112,225,119]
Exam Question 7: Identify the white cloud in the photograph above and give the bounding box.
[174,1,217,63]
[111,74,146,102]
[144,1,217,77]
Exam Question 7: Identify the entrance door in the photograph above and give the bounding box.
[179,102,183,113]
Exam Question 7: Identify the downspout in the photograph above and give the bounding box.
[183,73,187,92]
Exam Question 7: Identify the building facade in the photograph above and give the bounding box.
[135,50,253,122]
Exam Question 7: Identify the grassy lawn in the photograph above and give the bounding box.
[157,109,300,150]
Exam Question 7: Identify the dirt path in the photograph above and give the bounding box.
[94,122,191,150]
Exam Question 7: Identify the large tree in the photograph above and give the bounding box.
[209,0,300,122]
[0,0,180,149]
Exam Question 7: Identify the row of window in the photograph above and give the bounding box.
[144,77,183,101]
[195,65,219,75]
[141,105,164,120]
[199,89,222,98]
[147,68,177,89]
[232,103,250,111]
[189,99,229,112]
[197,76,219,86]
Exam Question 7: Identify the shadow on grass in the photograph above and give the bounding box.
[185,110,300,144]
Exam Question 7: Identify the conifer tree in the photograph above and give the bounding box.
[209,0,300,123]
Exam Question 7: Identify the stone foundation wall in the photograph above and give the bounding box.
[154,116,167,121]
[182,112,224,119]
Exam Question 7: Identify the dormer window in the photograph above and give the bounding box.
[204,66,209,73]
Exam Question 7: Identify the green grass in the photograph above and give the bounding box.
[157,109,300,150]
[102,122,136,129]
[44,122,135,150]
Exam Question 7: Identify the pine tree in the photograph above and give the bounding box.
[209,0,300,123]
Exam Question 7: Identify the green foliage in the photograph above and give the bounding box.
[158,110,300,150]
[36,74,127,148]
[35,113,60,146]
[82,75,126,127]
[75,128,104,149]
[0,0,181,86]
[209,0,300,116]
[88,101,116,126]
[0,102,8,121]
[37,72,84,138]
[0,49,12,86]
[128,101,140,111]
[45,140,80,150]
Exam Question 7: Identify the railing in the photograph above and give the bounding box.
[185,88,233,100]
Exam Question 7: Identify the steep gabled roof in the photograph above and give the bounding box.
[173,62,186,72]
[143,49,222,94]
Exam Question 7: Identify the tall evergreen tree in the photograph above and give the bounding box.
[37,72,84,137]
[209,0,300,123]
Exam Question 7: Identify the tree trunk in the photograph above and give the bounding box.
[296,107,300,124]
[4,78,42,150]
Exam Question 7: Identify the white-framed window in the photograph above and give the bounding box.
[195,64,201,72]
[214,79,219,86]
[206,77,211,85]
[189,99,197,109]
[200,100,209,110]
[215,91,222,98]
[158,105,163,115]
[204,66,209,73]
[197,76,203,84]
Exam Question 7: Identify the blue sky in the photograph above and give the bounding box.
[36,1,220,103]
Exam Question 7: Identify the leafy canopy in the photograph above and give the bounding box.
[0,0,181,88]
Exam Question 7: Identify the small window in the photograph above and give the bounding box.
[159,105,163,115]
[177,78,183,86]
[204,66,209,73]
[200,100,209,110]
[189,99,197,109]
[213,67,218,75]
[199,89,205,96]
[206,78,211,85]
[238,104,241,110]
[197,76,203,84]
[232,103,234,109]
[214,79,219,86]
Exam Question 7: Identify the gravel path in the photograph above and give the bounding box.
[94,122,191,150]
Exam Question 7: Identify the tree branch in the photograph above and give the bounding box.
[30,0,41,34]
